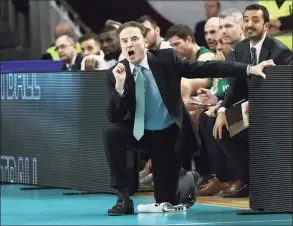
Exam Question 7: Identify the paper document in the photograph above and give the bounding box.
[241,101,249,127]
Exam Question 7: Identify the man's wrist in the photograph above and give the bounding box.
[115,88,124,96]
[247,64,254,79]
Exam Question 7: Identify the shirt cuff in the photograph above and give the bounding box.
[246,65,251,75]
[115,88,124,96]
[217,107,226,113]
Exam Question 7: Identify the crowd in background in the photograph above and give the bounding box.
[34,0,293,198]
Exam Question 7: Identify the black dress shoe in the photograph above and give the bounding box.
[108,188,134,216]
[222,184,249,198]
[108,198,134,216]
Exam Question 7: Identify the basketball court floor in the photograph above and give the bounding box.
[1,184,292,225]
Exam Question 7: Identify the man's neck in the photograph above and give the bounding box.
[66,53,77,65]
[229,35,245,50]
[149,36,162,50]
[105,50,121,61]
[250,32,266,46]
[190,44,200,60]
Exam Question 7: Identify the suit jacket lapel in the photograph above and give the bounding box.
[259,36,272,63]
[241,40,252,64]
[147,51,168,106]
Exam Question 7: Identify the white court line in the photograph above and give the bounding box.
[171,219,292,225]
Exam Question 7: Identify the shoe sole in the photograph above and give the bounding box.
[108,209,134,216]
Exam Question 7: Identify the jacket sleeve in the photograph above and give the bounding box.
[171,49,249,79]
[106,69,128,123]
[279,14,293,31]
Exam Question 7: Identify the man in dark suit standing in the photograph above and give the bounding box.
[103,21,274,216]
[213,4,293,198]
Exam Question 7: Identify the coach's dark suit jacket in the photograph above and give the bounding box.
[106,48,249,154]
[222,35,293,109]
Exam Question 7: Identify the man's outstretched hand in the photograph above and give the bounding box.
[249,59,276,79]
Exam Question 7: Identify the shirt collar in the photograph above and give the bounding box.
[66,54,77,67]
[129,54,150,73]
[250,33,266,50]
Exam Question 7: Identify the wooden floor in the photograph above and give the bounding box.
[135,192,249,209]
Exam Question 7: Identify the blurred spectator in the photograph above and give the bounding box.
[136,15,171,50]
[55,34,83,70]
[41,21,81,60]
[99,25,123,68]
[79,32,101,57]
[79,32,108,70]
[194,0,221,49]
[204,17,220,52]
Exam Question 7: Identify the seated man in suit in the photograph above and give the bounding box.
[212,4,292,198]
[55,33,83,71]
[103,21,274,215]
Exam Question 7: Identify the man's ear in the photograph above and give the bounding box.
[186,36,193,44]
[264,22,270,32]
[155,26,160,36]
[144,38,148,47]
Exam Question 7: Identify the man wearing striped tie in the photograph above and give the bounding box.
[103,21,275,216]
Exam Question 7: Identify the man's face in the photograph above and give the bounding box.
[142,20,160,49]
[216,36,232,57]
[55,35,76,63]
[168,36,192,58]
[100,30,120,56]
[119,27,148,64]
[219,16,243,45]
[243,10,269,40]
[204,20,219,51]
[205,1,220,18]
[80,39,100,57]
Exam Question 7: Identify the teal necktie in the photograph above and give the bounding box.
[133,65,145,141]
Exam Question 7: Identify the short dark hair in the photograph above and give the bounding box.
[79,32,100,43]
[165,24,195,42]
[100,25,117,34]
[116,21,147,38]
[245,4,270,23]
[136,15,157,28]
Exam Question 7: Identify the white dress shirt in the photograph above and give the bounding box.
[250,33,267,64]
